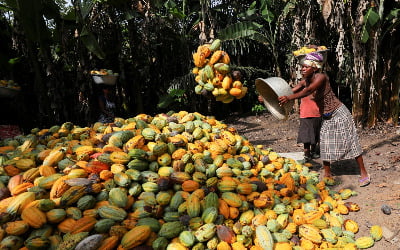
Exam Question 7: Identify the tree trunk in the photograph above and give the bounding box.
[388,60,400,125]
[366,24,381,127]
[350,0,369,125]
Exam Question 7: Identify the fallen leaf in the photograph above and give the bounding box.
[377,183,388,188]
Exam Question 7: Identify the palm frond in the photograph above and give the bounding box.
[166,73,194,92]
[218,21,261,39]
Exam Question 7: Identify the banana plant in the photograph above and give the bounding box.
[217,0,296,76]
[357,1,400,126]
[361,2,400,43]
[68,0,105,59]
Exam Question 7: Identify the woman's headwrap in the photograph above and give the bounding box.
[303,52,324,69]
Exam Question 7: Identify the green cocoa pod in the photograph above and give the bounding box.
[179,231,196,247]
[194,223,216,242]
[152,237,169,250]
[158,221,184,239]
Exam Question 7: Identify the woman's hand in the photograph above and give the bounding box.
[278,96,289,105]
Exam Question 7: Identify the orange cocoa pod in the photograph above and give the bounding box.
[121,218,138,229]
[70,216,97,234]
[57,218,77,233]
[4,165,21,176]
[98,236,119,250]
[49,175,70,199]
[5,220,30,235]
[91,183,103,193]
[0,145,15,154]
[7,174,23,192]
[218,198,230,219]
[21,206,47,228]
[37,149,52,161]
[22,168,40,182]
[120,225,152,249]
[229,88,242,97]
[39,165,57,176]
[217,241,232,250]
[229,206,240,219]
[11,183,34,196]
[99,170,114,180]
[0,197,15,213]
[182,180,200,192]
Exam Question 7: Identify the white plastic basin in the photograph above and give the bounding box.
[255,77,294,120]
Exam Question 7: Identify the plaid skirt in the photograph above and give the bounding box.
[320,104,363,161]
[297,117,322,144]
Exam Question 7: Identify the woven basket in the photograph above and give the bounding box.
[255,77,294,120]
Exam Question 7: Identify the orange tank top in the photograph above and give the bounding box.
[300,95,321,118]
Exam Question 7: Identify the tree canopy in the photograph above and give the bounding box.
[0,0,399,131]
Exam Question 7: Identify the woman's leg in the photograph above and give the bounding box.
[310,144,315,152]
[304,143,311,161]
[304,143,311,156]
[356,154,370,187]
[356,154,369,179]
[323,160,332,177]
[310,143,320,158]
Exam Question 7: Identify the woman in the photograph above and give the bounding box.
[278,52,370,187]
[98,84,116,123]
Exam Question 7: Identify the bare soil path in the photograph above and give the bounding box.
[223,111,400,249]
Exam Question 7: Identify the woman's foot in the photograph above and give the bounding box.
[304,148,312,162]
[311,152,320,159]
[304,155,312,162]
[359,174,371,187]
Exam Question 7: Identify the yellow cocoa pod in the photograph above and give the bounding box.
[232,80,242,88]
[236,86,247,99]
[370,225,383,241]
[229,88,242,97]
[220,51,230,64]
[355,236,374,249]
[344,219,359,233]
[209,50,223,65]
[222,76,232,90]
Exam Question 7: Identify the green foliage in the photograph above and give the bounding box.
[157,89,187,110]
[218,21,264,41]
[361,7,380,43]
[164,0,186,19]
[251,104,266,114]
[80,26,106,59]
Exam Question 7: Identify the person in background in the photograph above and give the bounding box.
[291,75,321,162]
[98,84,116,123]
[278,52,370,187]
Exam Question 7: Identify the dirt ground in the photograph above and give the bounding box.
[223,111,400,250]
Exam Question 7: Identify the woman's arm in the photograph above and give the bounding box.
[291,80,306,93]
[279,73,325,104]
